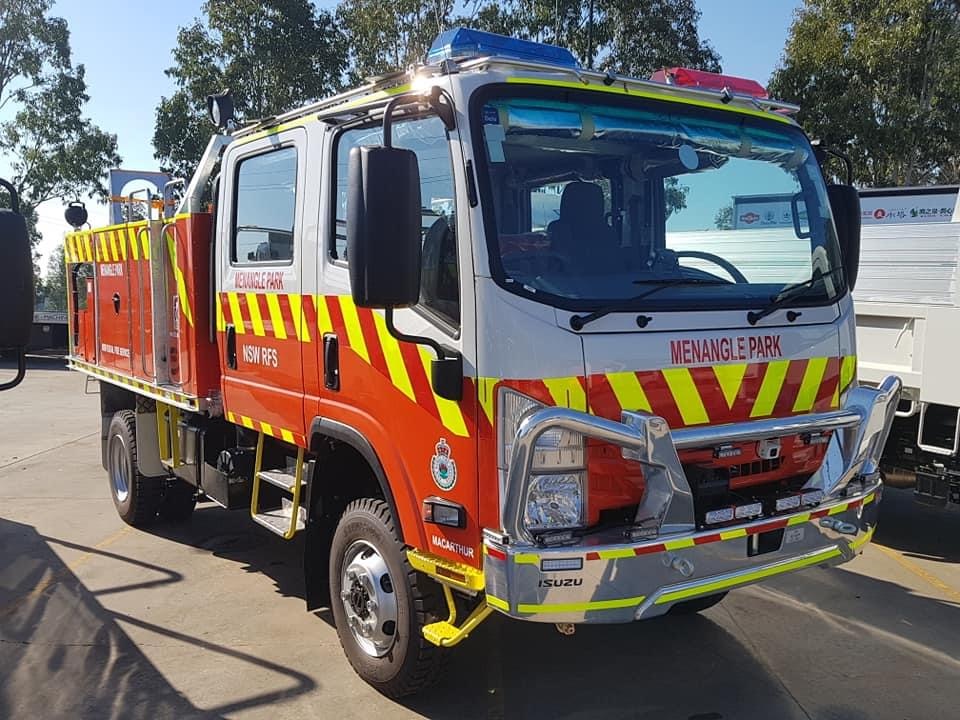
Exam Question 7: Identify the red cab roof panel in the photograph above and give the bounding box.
[650,67,768,100]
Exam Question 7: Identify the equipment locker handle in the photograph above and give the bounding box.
[226,324,237,369]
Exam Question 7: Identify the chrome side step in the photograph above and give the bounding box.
[250,431,306,539]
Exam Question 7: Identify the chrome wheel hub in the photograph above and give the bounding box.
[339,540,398,657]
[109,434,130,503]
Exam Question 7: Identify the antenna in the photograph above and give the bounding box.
[587,0,595,69]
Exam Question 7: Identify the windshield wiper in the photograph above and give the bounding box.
[746,267,844,326]
[569,278,731,331]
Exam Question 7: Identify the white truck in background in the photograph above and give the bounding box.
[854,185,960,508]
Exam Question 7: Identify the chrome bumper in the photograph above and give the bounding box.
[483,375,900,623]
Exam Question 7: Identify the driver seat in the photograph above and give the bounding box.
[547,181,617,272]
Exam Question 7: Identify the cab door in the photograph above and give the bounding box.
[217,130,307,440]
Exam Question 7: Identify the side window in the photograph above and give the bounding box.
[334,116,460,327]
[232,146,297,264]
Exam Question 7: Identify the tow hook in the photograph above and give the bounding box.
[555,622,576,636]
[819,517,858,535]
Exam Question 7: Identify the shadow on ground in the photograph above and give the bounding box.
[874,486,960,563]
[0,515,316,719]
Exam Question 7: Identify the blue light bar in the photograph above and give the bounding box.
[426,27,579,69]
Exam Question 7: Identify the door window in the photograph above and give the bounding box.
[233,146,297,265]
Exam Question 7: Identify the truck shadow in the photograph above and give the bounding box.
[0,515,316,719]
[874,486,960,563]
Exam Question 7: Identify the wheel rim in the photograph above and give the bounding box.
[109,433,130,503]
[339,539,399,658]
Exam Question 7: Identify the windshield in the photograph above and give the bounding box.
[473,87,845,313]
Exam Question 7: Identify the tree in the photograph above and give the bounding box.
[40,249,67,311]
[769,0,960,187]
[714,203,734,230]
[0,0,120,278]
[154,0,345,178]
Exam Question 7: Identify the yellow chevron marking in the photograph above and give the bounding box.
[720,528,748,541]
[227,292,246,334]
[265,293,287,340]
[751,359,790,418]
[140,228,150,258]
[166,233,194,327]
[606,371,652,413]
[662,368,709,425]
[840,355,856,391]
[418,346,468,437]
[793,356,829,412]
[596,548,637,560]
[373,311,415,402]
[98,234,108,261]
[83,235,93,262]
[260,422,274,437]
[289,293,310,342]
[338,296,369,363]
[713,363,747,409]
[314,294,333,336]
[128,227,139,260]
[215,293,226,332]
[108,231,120,261]
[280,429,295,444]
[478,377,498,426]
[240,415,254,430]
[787,512,812,526]
[226,411,236,423]
[117,229,127,261]
[543,376,587,411]
[664,537,696,550]
[245,293,266,336]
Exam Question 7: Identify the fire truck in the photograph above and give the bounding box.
[61,29,901,697]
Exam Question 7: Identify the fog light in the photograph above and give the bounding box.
[706,507,734,524]
[422,497,466,528]
[775,495,802,512]
[734,502,763,519]
[541,557,583,572]
[801,490,824,506]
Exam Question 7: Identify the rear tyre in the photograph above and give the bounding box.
[106,410,164,527]
[159,479,196,522]
[329,498,446,698]
[668,591,728,615]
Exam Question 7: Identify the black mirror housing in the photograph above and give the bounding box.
[0,179,33,351]
[346,145,422,308]
[827,184,861,291]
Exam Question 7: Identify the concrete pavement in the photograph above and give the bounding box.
[1,358,958,719]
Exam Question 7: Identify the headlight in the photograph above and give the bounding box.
[499,388,587,532]
[524,473,585,531]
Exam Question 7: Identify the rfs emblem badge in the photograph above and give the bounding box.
[430,439,457,491]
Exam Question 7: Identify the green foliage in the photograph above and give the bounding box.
[154,0,345,177]
[714,203,734,230]
[769,0,960,186]
[40,249,67,312]
[0,0,120,282]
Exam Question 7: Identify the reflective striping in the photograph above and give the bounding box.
[663,537,696,550]
[477,377,498,425]
[517,595,646,614]
[713,362,748,409]
[280,429,295,444]
[486,595,510,612]
[289,293,310,342]
[109,231,120,261]
[750,359,790,417]
[265,293,287,340]
[223,410,301,446]
[373,311,416,402]
[128,227,139,260]
[543,375,587,411]
[849,526,875,550]
[606,370,652,412]
[260,421,274,437]
[662,367,709,425]
[246,293,266,336]
[840,355,857,391]
[655,548,843,605]
[719,528,748,541]
[166,233,194,328]
[227,293,246,334]
[314,295,333,336]
[215,293,226,332]
[338,296,369,362]
[514,553,539,565]
[793,357,828,412]
[68,359,201,411]
[596,547,637,560]
[418,346,469,437]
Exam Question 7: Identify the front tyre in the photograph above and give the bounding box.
[106,410,164,527]
[329,498,446,697]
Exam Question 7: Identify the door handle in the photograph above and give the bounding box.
[226,324,237,369]
[112,292,121,314]
[323,333,339,391]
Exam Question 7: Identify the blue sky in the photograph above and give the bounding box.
[5,0,801,273]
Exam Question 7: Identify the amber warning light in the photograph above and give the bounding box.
[650,67,768,100]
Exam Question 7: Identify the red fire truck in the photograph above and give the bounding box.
[62,29,900,697]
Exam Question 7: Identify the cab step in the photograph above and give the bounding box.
[257,468,303,492]
[250,431,306,540]
[419,584,493,648]
[252,507,306,535]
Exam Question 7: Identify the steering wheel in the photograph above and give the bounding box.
[672,250,748,284]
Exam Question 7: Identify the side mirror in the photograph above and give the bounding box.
[827,184,861,291]
[0,178,33,390]
[346,145,422,308]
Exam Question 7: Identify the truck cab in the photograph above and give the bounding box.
[66,28,901,698]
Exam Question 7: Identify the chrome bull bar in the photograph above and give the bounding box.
[500,375,902,545]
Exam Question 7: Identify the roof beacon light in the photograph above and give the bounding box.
[651,67,768,100]
[427,27,579,69]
